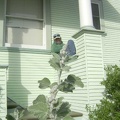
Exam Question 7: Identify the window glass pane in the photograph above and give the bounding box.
[7,0,43,19]
[93,17,100,30]
[92,3,100,30]
[7,27,43,45]
[7,18,43,29]
[92,3,99,17]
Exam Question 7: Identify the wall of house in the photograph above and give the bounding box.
[103,0,120,66]
[0,48,55,107]
[51,0,80,44]
[0,0,119,119]
[73,31,104,119]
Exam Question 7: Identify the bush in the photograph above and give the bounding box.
[87,65,120,120]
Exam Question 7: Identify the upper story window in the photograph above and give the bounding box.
[92,3,100,29]
[91,0,103,30]
[5,0,51,49]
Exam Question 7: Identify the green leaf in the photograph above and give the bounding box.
[65,55,79,63]
[54,97,64,108]
[66,75,76,84]
[63,115,74,120]
[52,53,61,61]
[49,53,61,70]
[50,82,58,89]
[38,78,51,89]
[58,81,75,93]
[52,97,64,117]
[58,74,84,93]
[6,114,15,120]
[19,109,26,119]
[68,74,84,88]
[28,102,49,120]
[75,78,84,88]
[56,102,71,117]
[56,118,61,120]
[33,95,47,104]
[62,65,71,72]
[49,58,60,70]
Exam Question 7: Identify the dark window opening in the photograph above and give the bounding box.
[92,3,100,30]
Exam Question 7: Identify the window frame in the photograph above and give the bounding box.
[91,0,104,30]
[4,0,51,50]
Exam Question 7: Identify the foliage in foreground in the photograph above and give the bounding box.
[87,65,120,120]
[7,48,84,120]
[27,51,84,120]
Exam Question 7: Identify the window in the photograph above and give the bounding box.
[5,0,51,49]
[92,3,100,29]
[91,0,103,30]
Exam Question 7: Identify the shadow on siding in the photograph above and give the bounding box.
[103,0,120,23]
[7,29,30,107]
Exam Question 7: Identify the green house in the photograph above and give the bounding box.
[0,0,120,119]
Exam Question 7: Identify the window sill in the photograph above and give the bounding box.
[0,46,51,55]
[5,43,46,49]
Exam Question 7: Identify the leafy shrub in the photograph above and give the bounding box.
[87,65,120,120]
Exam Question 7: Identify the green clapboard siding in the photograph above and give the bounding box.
[103,0,120,66]
[51,0,80,44]
[69,31,104,119]
[0,50,55,107]
[84,33,104,105]
[0,67,7,120]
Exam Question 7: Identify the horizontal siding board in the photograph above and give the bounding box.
[83,33,104,113]
[51,0,79,46]
[103,0,120,65]
[0,51,55,107]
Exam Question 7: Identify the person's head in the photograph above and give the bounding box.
[53,34,62,44]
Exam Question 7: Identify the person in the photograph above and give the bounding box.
[51,34,76,56]
[51,34,64,54]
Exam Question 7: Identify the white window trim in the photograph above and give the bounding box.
[91,0,104,30]
[5,43,46,49]
[5,0,47,49]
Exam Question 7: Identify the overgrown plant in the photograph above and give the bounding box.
[27,48,84,120]
[87,65,120,120]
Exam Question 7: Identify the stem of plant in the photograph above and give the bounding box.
[49,56,65,120]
